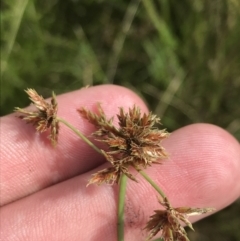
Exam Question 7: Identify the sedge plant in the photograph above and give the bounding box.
[15,88,214,241]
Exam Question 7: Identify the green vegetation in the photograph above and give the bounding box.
[1,0,240,240]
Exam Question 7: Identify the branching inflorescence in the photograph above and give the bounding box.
[15,89,214,241]
[79,104,169,185]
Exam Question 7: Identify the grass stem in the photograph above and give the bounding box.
[1,0,29,77]
[117,174,127,241]
[139,170,166,199]
[106,0,140,83]
[57,117,102,155]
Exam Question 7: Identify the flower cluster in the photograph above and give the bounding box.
[145,197,215,241]
[79,104,169,185]
[15,89,59,146]
[14,89,216,241]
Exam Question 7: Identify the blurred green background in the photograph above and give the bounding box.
[1,0,240,240]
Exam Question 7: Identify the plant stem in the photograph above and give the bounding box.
[1,0,29,77]
[106,0,140,83]
[58,116,128,241]
[139,170,166,199]
[117,174,127,241]
[57,117,102,155]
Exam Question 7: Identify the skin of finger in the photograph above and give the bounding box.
[0,85,148,206]
[1,124,240,241]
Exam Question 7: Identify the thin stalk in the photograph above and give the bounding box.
[57,117,102,155]
[58,116,128,241]
[2,0,29,77]
[139,170,166,199]
[106,0,140,83]
[117,174,127,241]
[142,0,176,49]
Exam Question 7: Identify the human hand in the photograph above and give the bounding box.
[1,85,240,241]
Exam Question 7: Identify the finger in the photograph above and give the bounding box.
[1,124,239,241]
[0,85,148,206]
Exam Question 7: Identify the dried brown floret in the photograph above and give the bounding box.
[145,197,215,241]
[78,104,169,185]
[15,89,59,146]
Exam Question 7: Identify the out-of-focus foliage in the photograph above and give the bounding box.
[1,0,240,240]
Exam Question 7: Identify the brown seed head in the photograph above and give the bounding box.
[15,89,59,146]
[145,197,215,241]
[78,104,169,185]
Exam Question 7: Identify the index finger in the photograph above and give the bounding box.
[0,85,148,206]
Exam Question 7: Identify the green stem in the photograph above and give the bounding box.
[106,0,140,83]
[57,117,102,155]
[58,116,128,241]
[117,174,127,241]
[2,0,29,77]
[139,170,166,199]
